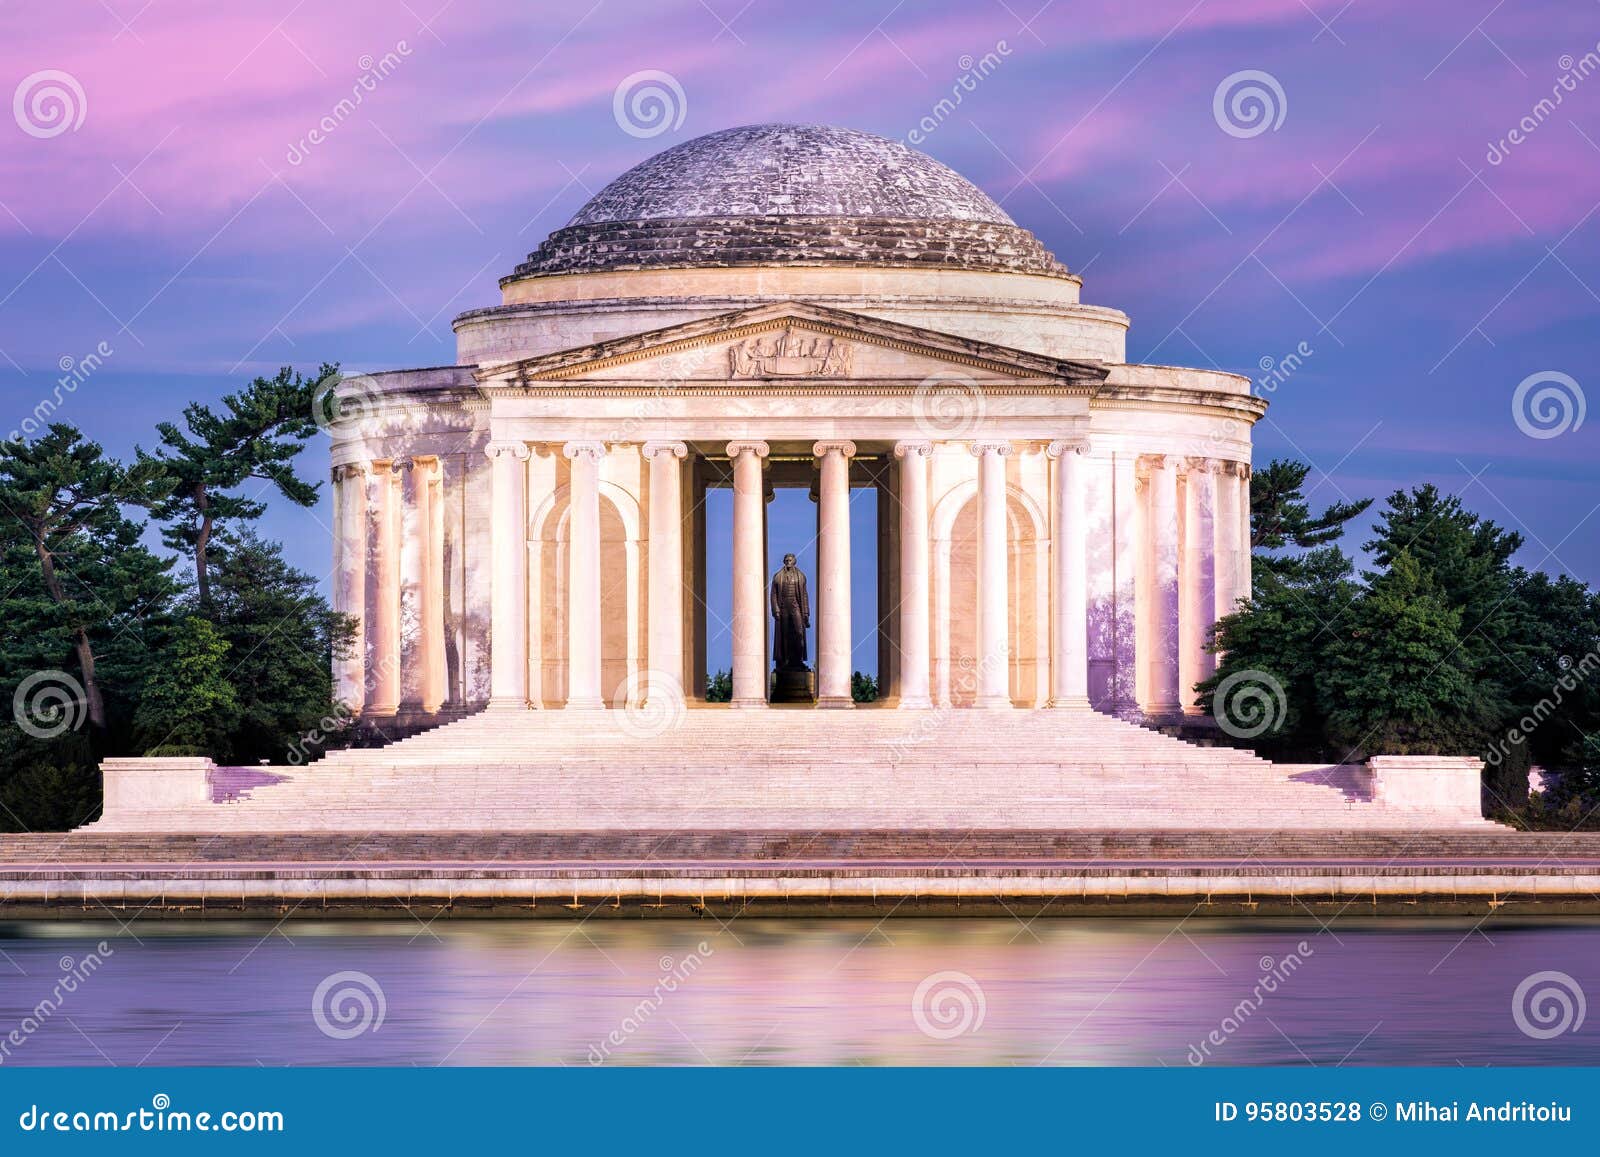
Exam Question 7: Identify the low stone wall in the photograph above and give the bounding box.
[1368,755,1486,824]
[99,757,213,819]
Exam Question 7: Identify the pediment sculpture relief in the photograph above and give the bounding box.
[728,326,852,378]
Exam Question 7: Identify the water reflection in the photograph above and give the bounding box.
[0,919,1595,1067]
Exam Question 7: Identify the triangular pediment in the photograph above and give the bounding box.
[474,301,1107,390]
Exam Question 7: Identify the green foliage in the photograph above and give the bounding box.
[143,364,328,605]
[0,371,341,831]
[134,616,240,758]
[201,532,354,764]
[1212,466,1600,822]
[704,669,732,702]
[1250,459,1372,578]
[851,671,879,703]
[1320,552,1499,757]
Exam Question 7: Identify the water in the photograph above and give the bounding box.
[0,919,1595,1066]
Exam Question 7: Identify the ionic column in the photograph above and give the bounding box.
[727,441,770,708]
[1180,458,1219,713]
[1237,463,1253,602]
[333,463,368,713]
[486,440,530,710]
[813,440,856,709]
[397,456,442,715]
[643,441,688,709]
[563,441,606,710]
[1213,460,1240,625]
[894,440,933,709]
[971,439,1013,709]
[1047,439,1090,708]
[365,461,401,715]
[1141,453,1182,718]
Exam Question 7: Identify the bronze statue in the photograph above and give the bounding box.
[770,552,810,672]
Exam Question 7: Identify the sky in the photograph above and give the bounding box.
[3,0,1598,676]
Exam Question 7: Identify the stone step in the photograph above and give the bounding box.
[11,827,1563,866]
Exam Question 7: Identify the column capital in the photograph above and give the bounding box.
[562,440,606,462]
[1046,438,1090,459]
[331,461,369,483]
[893,439,933,459]
[725,440,770,459]
[969,439,1013,458]
[1136,452,1171,475]
[1184,455,1222,475]
[812,439,857,458]
[485,440,530,461]
[641,440,689,460]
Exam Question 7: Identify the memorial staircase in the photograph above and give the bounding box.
[85,706,1492,833]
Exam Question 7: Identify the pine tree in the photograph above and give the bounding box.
[144,365,326,606]
[0,425,174,732]
[133,616,241,757]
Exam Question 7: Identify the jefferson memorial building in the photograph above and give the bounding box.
[325,124,1263,725]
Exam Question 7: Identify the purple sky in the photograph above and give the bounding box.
[4,0,1599,662]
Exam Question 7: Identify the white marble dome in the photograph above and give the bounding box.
[508,123,1069,280]
[568,123,1016,225]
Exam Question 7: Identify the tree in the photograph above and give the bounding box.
[133,616,240,757]
[0,425,174,731]
[145,365,326,606]
[1319,552,1501,757]
[1251,459,1373,552]
[1201,546,1358,759]
[200,532,354,764]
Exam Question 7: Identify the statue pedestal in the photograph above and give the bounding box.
[770,668,815,704]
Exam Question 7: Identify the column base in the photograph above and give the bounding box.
[897,695,934,710]
[564,698,606,711]
[974,695,1013,710]
[364,702,399,717]
[729,697,768,709]
[816,696,855,709]
[484,697,529,712]
[1048,696,1092,710]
